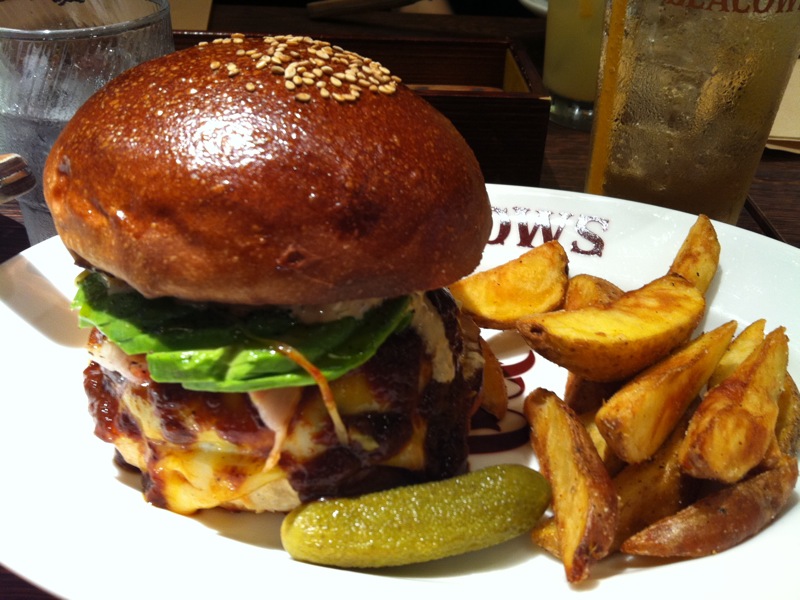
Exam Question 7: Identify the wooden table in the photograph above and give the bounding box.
[1,6,798,598]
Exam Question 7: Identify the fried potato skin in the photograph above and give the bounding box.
[530,516,561,558]
[668,214,720,295]
[475,338,508,420]
[708,319,766,389]
[611,409,699,551]
[596,321,737,463]
[525,388,618,583]
[776,373,800,457]
[680,328,789,483]
[579,410,626,476]
[448,241,568,330]
[563,274,624,311]
[621,457,798,557]
[517,275,706,382]
[562,274,626,414]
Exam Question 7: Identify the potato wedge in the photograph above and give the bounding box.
[448,241,568,329]
[579,410,626,476]
[562,274,626,414]
[680,327,789,483]
[621,456,798,557]
[596,321,737,463]
[668,214,720,295]
[564,375,623,415]
[474,338,508,420]
[517,275,706,382]
[708,319,766,389]
[611,407,699,551]
[564,274,624,311]
[530,516,561,558]
[524,388,618,583]
[776,372,800,457]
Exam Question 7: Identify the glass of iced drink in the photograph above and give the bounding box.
[543,0,606,131]
[0,0,174,245]
[585,0,800,224]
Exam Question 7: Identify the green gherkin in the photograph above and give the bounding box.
[280,464,551,568]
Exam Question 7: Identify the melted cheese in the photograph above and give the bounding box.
[95,291,471,514]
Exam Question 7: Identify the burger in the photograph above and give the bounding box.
[43,34,493,515]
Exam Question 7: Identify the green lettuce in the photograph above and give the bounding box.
[73,271,412,392]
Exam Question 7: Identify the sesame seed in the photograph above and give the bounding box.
[200,34,401,105]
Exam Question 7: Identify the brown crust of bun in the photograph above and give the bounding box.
[44,35,491,305]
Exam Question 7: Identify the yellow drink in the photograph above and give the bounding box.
[543,0,605,129]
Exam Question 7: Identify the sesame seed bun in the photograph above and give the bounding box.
[43,34,492,305]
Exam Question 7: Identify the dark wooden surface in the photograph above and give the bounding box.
[2,6,799,599]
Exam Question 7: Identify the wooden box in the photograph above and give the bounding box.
[174,32,550,187]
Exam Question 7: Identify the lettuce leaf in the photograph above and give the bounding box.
[73,271,412,391]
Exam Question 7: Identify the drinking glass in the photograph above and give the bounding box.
[585,0,800,224]
[542,0,605,131]
[0,0,174,244]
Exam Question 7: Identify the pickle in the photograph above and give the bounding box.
[280,464,551,568]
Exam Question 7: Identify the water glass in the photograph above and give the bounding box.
[0,0,174,244]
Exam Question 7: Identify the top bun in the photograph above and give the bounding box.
[44,34,491,306]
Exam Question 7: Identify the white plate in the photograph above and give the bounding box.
[1,184,798,599]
